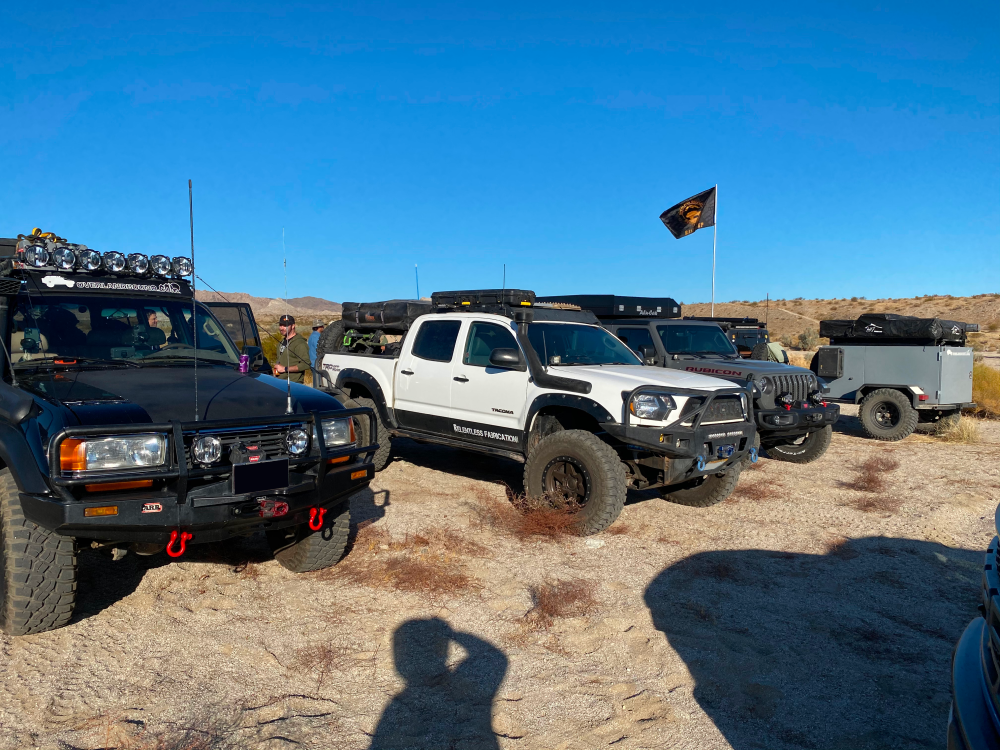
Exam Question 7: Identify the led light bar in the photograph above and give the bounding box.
[12,234,193,278]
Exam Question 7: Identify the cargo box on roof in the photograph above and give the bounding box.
[819,313,978,345]
[430,289,535,309]
[535,295,681,319]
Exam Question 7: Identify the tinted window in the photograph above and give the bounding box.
[616,327,656,356]
[411,320,462,362]
[464,322,519,367]
[526,323,640,366]
[209,305,247,348]
[656,324,739,355]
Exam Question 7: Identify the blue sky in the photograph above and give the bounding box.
[2,2,997,305]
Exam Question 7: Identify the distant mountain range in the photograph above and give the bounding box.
[195,290,342,321]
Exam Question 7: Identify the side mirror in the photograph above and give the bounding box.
[782,350,789,364]
[489,348,524,369]
[242,345,265,370]
[640,345,657,365]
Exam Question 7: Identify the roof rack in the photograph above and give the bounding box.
[683,316,765,330]
[535,294,680,319]
[431,289,535,310]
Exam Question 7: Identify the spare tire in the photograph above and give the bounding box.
[750,342,770,361]
[315,320,346,367]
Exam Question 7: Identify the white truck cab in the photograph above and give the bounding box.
[317,290,757,533]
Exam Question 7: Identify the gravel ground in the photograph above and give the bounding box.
[1,407,998,750]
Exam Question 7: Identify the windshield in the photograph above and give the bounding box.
[656,324,740,356]
[11,295,240,367]
[527,323,641,366]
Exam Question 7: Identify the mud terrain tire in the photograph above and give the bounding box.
[750,342,771,361]
[523,430,627,535]
[314,320,346,366]
[766,425,833,464]
[661,465,742,508]
[0,468,76,635]
[267,502,351,573]
[859,388,918,441]
[354,397,392,471]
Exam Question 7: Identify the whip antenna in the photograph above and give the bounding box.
[283,228,292,415]
[189,179,199,422]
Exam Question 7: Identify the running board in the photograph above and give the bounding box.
[390,428,525,463]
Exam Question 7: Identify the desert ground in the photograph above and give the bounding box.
[0,408,997,749]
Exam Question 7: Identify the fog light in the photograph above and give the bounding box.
[192,435,222,464]
[285,428,310,455]
[52,246,76,270]
[127,253,149,274]
[103,251,126,273]
[78,249,101,271]
[171,257,193,276]
[150,255,172,276]
[23,244,49,267]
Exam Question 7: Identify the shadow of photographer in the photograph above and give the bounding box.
[643,536,980,749]
[370,617,508,750]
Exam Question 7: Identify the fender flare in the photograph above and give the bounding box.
[335,369,396,427]
[524,393,616,441]
[0,422,49,494]
[857,385,924,408]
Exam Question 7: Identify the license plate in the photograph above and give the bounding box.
[232,458,289,495]
[702,459,726,472]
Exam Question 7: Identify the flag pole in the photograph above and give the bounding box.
[711,183,717,316]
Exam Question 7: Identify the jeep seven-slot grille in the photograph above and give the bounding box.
[772,373,815,402]
[702,396,745,424]
[984,541,1000,716]
[183,425,302,469]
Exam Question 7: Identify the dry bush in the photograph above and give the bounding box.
[972,363,1000,418]
[288,643,353,688]
[81,708,244,750]
[847,452,900,493]
[848,493,904,514]
[472,483,579,540]
[728,476,782,503]
[787,351,813,368]
[526,579,598,628]
[935,416,982,444]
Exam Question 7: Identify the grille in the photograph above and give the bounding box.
[183,424,305,468]
[772,373,815,402]
[985,541,1000,715]
[702,396,745,424]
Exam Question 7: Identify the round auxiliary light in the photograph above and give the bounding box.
[171,256,193,277]
[52,246,76,270]
[285,428,310,456]
[77,249,102,271]
[150,255,172,277]
[127,253,149,275]
[103,251,126,273]
[192,435,223,465]
[23,244,50,268]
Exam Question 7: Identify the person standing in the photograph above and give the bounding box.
[308,319,325,369]
[273,315,310,384]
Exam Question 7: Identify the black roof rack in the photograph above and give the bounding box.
[431,289,535,310]
[683,316,765,330]
[535,294,681,319]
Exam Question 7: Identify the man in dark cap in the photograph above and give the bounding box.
[273,314,311,384]
[308,318,325,371]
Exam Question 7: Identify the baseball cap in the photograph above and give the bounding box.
[312,318,324,329]
[278,315,295,326]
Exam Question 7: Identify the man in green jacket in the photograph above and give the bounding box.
[274,314,311,384]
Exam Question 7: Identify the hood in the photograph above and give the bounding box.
[670,357,811,382]
[549,364,744,392]
[22,366,341,425]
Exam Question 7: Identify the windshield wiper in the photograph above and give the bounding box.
[140,354,233,366]
[14,356,142,369]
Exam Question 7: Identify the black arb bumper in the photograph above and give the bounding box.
[948,617,1000,750]
[756,402,840,438]
[20,409,377,546]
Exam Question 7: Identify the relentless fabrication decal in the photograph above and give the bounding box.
[453,423,519,444]
[47,278,184,294]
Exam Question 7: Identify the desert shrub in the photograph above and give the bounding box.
[526,579,597,628]
[847,452,900,494]
[850,297,858,302]
[935,416,981,444]
[779,334,794,348]
[986,319,999,333]
[973,363,1000,418]
[473,484,579,540]
[797,329,819,350]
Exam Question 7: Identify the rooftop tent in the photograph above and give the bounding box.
[819,313,979,345]
[340,300,432,332]
[535,295,681,319]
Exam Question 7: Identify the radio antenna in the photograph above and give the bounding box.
[283,228,292,415]
[414,264,420,300]
[189,179,199,422]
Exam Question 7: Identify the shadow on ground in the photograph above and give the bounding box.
[369,617,507,749]
[390,438,524,489]
[644,536,980,750]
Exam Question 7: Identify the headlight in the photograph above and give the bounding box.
[103,251,126,273]
[23,244,49,268]
[756,376,774,395]
[321,417,356,447]
[172,257,193,276]
[192,435,222,464]
[285,428,310,455]
[150,255,172,276]
[61,434,166,473]
[127,253,149,275]
[629,392,677,421]
[52,246,76,270]
[78,249,102,271]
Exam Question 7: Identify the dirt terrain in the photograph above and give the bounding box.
[0,412,998,750]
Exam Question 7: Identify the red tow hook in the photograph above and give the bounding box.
[308,507,326,531]
[166,530,193,558]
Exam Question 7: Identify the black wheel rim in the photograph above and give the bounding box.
[873,402,901,429]
[542,455,591,509]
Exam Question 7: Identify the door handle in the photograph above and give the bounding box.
[400,369,414,375]
[453,375,469,383]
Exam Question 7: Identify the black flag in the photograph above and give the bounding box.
[659,187,716,239]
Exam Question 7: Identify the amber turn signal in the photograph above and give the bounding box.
[351,469,367,480]
[60,438,87,472]
[83,505,118,517]
[85,480,153,492]
[327,456,350,465]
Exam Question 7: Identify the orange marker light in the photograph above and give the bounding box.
[60,439,87,472]
[350,469,367,480]
[84,505,118,517]
[328,456,350,465]
[85,480,153,492]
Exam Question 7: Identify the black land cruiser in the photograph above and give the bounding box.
[537,295,840,464]
[0,233,375,635]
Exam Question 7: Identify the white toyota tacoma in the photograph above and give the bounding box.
[316,290,757,534]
